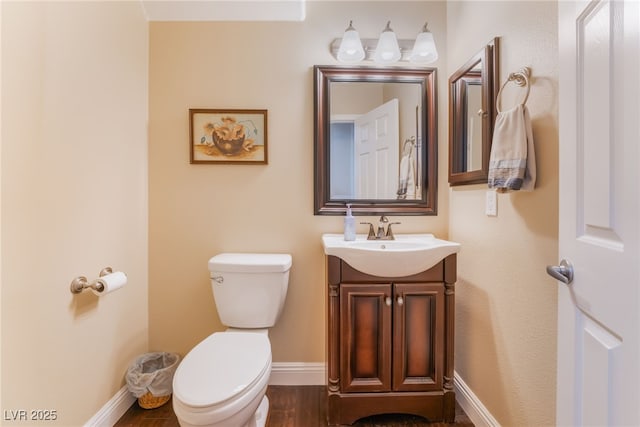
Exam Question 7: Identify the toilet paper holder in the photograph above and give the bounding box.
[70,267,114,294]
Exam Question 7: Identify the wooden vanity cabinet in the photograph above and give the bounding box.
[327,254,457,426]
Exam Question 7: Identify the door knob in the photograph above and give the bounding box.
[546,259,574,285]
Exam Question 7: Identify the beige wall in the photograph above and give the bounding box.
[447,2,559,426]
[0,0,4,411]
[1,2,149,425]
[148,1,449,362]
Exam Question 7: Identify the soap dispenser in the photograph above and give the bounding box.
[344,203,356,241]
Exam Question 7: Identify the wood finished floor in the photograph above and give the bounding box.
[114,385,474,427]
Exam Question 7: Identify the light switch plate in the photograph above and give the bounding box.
[486,190,497,216]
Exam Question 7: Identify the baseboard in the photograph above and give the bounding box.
[84,386,135,427]
[84,366,493,426]
[269,362,326,385]
[454,371,500,427]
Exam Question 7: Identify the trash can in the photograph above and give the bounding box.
[126,352,180,409]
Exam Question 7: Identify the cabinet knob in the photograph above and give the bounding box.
[385,296,392,306]
[397,296,404,306]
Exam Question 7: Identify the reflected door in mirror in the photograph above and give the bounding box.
[451,73,483,174]
[351,99,399,199]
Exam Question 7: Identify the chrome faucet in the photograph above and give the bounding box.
[360,216,401,240]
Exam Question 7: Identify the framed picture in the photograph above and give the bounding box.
[189,109,268,164]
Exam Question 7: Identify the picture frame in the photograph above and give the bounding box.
[189,109,268,164]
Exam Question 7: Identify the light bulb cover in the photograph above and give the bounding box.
[337,21,365,62]
[373,21,401,64]
[409,23,438,64]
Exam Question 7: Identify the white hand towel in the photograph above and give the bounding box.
[488,104,536,191]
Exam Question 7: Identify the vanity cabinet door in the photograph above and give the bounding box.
[392,283,444,392]
[340,283,392,392]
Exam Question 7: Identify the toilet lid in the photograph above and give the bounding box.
[173,332,271,408]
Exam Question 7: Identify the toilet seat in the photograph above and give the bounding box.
[173,332,271,426]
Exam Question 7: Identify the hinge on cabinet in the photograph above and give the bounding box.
[329,282,339,297]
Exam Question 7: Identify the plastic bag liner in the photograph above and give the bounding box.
[126,352,180,398]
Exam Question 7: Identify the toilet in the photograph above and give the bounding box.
[172,253,292,427]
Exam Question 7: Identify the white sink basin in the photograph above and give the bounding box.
[322,233,460,277]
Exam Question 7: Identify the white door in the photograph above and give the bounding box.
[555,1,639,425]
[354,99,399,199]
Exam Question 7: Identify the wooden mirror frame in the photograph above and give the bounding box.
[313,65,438,216]
[448,38,500,186]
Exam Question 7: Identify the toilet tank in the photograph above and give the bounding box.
[208,253,292,328]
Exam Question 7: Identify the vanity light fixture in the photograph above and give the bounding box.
[373,21,401,64]
[331,21,438,64]
[409,23,438,64]
[336,20,365,63]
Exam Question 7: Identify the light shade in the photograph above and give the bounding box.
[373,21,401,64]
[337,21,365,63]
[409,23,438,64]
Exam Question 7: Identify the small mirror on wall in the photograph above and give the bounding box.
[448,38,499,185]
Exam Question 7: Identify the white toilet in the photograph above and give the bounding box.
[172,253,292,427]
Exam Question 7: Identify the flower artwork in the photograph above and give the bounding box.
[190,109,267,164]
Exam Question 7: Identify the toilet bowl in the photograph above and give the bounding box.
[172,253,292,427]
[173,332,271,427]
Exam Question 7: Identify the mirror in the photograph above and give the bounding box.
[448,37,499,185]
[314,66,437,215]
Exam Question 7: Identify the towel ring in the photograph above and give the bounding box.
[496,67,531,113]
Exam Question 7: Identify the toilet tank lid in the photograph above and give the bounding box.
[208,253,292,273]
